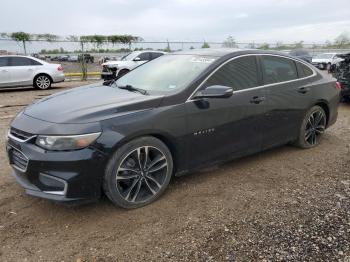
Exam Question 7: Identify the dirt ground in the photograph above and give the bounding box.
[0,81,350,261]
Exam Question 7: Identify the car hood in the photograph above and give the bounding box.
[24,82,163,124]
[102,60,130,67]
[312,58,331,63]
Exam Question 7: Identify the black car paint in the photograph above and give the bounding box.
[7,49,339,203]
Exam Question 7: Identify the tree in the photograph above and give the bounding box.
[222,36,238,48]
[10,32,31,54]
[334,32,350,47]
[202,41,210,48]
[246,42,256,49]
[293,41,304,49]
[258,43,270,50]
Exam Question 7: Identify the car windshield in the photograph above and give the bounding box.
[315,54,334,59]
[115,54,216,94]
[121,53,138,61]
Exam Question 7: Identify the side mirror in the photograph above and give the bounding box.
[133,57,141,61]
[193,85,233,99]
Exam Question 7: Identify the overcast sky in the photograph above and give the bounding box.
[1,0,350,44]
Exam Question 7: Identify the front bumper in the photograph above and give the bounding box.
[6,135,108,203]
[311,62,327,69]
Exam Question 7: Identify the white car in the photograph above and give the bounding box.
[101,51,166,80]
[0,55,65,90]
[311,53,339,70]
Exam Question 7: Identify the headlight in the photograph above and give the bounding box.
[35,132,101,151]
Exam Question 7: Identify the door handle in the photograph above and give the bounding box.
[1,69,9,72]
[297,87,310,94]
[250,96,265,104]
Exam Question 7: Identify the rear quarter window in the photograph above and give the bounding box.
[296,62,314,78]
[261,56,298,84]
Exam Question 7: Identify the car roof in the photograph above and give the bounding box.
[0,55,48,64]
[170,48,304,59]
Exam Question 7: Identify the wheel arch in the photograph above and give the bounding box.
[33,72,53,84]
[109,131,180,174]
[315,100,330,125]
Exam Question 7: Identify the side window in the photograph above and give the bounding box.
[137,52,151,61]
[296,62,313,78]
[150,52,163,60]
[261,56,298,84]
[0,57,9,67]
[204,56,259,91]
[9,57,41,66]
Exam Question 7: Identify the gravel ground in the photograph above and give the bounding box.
[0,81,349,261]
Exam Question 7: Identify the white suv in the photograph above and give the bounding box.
[311,53,339,70]
[0,55,65,90]
[101,51,166,80]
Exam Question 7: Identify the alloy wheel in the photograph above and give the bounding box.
[36,76,51,89]
[305,110,326,146]
[116,146,168,203]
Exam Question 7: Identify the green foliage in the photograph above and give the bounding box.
[202,41,210,48]
[35,34,59,42]
[334,32,350,47]
[222,36,238,48]
[258,43,270,50]
[293,41,304,49]
[10,32,31,42]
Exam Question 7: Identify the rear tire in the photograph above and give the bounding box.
[34,74,52,90]
[103,136,173,209]
[294,106,327,149]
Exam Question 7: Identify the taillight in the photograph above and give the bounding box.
[57,66,63,71]
[335,82,342,90]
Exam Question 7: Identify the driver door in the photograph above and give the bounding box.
[185,55,266,169]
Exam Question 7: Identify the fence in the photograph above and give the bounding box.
[1,38,350,80]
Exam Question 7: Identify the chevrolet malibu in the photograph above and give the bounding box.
[6,49,340,208]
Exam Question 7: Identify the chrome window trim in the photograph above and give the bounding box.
[186,53,317,102]
[41,173,68,196]
[7,130,37,143]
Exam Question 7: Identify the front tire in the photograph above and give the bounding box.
[103,136,173,209]
[34,74,52,90]
[294,106,327,149]
[116,69,129,79]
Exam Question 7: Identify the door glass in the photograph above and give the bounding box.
[9,57,39,66]
[150,52,163,60]
[261,56,298,84]
[137,52,150,61]
[0,57,9,67]
[204,56,259,91]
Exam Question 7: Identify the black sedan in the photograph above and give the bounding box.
[6,49,340,208]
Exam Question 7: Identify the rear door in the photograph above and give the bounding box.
[259,55,315,149]
[185,55,266,169]
[8,57,39,86]
[0,57,11,87]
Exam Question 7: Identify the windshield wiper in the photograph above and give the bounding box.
[117,84,148,95]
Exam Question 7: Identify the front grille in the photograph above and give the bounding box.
[9,148,29,172]
[10,128,33,141]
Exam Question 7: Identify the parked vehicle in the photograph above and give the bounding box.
[6,49,339,208]
[333,53,350,101]
[312,53,339,70]
[287,49,312,63]
[68,55,78,62]
[0,55,64,89]
[101,51,166,81]
[78,54,94,63]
